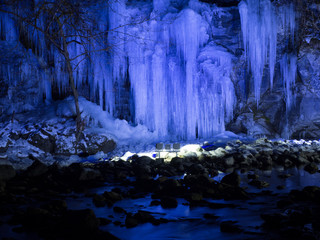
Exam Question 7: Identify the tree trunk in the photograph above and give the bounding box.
[59,20,82,154]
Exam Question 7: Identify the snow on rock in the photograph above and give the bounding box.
[0,97,161,168]
[57,96,157,145]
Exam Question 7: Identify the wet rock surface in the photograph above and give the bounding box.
[1,139,320,239]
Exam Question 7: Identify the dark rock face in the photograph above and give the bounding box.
[199,0,240,7]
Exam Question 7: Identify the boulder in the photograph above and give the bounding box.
[79,168,102,181]
[221,171,241,186]
[82,133,116,155]
[249,179,270,189]
[304,163,318,174]
[220,221,242,233]
[160,196,178,208]
[25,160,48,177]
[92,194,107,207]
[125,214,139,228]
[61,209,100,237]
[224,156,235,167]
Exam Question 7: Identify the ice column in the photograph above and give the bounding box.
[172,9,207,139]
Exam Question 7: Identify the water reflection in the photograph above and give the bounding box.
[64,166,320,240]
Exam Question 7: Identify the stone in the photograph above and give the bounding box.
[92,194,107,207]
[224,156,235,167]
[188,192,203,202]
[82,133,116,155]
[103,191,123,202]
[98,217,112,226]
[203,213,219,220]
[249,179,270,189]
[28,132,55,153]
[304,163,318,174]
[0,138,10,153]
[170,157,183,166]
[260,213,288,228]
[150,200,161,206]
[61,209,101,237]
[221,171,241,186]
[220,221,242,233]
[79,168,102,181]
[247,172,259,180]
[25,160,48,177]
[132,156,153,166]
[42,200,67,214]
[125,214,139,228]
[160,196,178,208]
[278,173,292,179]
[277,199,294,208]
[113,206,126,214]
[133,210,155,223]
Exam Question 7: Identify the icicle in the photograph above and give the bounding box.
[107,0,127,115]
[280,54,297,112]
[197,44,235,138]
[0,12,18,41]
[239,0,277,103]
[279,3,296,45]
[170,8,208,139]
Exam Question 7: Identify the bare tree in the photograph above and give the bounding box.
[0,0,149,152]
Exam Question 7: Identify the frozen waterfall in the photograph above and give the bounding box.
[0,0,299,140]
[125,4,235,140]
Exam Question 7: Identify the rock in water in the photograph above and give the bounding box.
[221,171,241,186]
[25,160,48,177]
[160,197,178,208]
[304,163,318,174]
[220,221,242,233]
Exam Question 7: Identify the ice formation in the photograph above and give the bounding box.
[0,0,298,140]
[239,0,296,106]
[239,0,277,103]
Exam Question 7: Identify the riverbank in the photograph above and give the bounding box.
[1,138,320,239]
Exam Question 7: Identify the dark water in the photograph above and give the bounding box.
[1,165,319,240]
[65,166,320,240]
